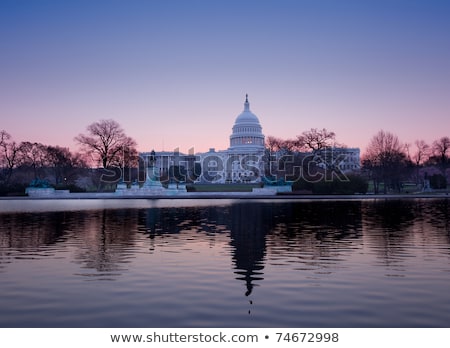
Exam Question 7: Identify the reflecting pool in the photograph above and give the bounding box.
[0,198,449,327]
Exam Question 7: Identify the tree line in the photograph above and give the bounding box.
[0,130,90,194]
[0,119,139,194]
[264,128,363,194]
[362,130,449,194]
[265,129,449,193]
[1,119,449,195]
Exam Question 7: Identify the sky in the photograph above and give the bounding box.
[1,0,449,154]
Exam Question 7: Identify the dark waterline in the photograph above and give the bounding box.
[0,198,449,328]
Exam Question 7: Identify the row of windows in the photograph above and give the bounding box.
[208,160,259,167]
[233,127,261,133]
[231,137,264,146]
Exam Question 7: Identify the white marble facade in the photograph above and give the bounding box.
[197,95,265,183]
[141,96,361,185]
[141,95,266,184]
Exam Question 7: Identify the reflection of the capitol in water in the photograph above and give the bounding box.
[1,199,450,327]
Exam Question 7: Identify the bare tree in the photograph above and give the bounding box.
[280,138,301,154]
[265,129,341,183]
[75,119,137,168]
[411,140,430,185]
[362,130,407,193]
[0,130,21,185]
[413,140,430,166]
[45,145,87,185]
[265,135,302,154]
[265,136,284,155]
[297,128,336,152]
[430,136,450,176]
[18,141,48,179]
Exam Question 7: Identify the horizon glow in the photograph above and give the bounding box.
[1,0,449,154]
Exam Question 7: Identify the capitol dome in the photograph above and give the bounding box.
[229,95,265,151]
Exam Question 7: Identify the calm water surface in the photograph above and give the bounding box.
[0,198,449,328]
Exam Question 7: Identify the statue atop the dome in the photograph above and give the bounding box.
[244,94,250,112]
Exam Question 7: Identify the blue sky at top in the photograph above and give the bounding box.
[1,0,449,152]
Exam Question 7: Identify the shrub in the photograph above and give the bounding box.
[430,174,447,189]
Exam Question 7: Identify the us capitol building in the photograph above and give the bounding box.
[141,95,266,184]
[140,95,360,184]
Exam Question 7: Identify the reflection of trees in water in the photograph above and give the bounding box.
[267,201,363,271]
[137,206,230,236]
[0,212,70,271]
[3,199,446,290]
[0,212,70,250]
[0,210,140,277]
[362,199,450,265]
[137,206,231,252]
[418,199,450,256]
[228,201,364,299]
[362,200,415,265]
[138,207,202,253]
[72,209,138,275]
[137,204,270,298]
[363,200,416,231]
[427,199,450,237]
[138,207,201,235]
[0,212,75,272]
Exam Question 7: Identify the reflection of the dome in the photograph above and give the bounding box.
[1,198,449,289]
[229,203,269,297]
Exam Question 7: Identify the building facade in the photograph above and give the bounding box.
[314,147,361,173]
[141,95,266,184]
[196,95,266,183]
[140,95,361,185]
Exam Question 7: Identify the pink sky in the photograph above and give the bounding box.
[1,1,449,155]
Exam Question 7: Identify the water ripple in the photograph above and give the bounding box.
[0,198,449,327]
